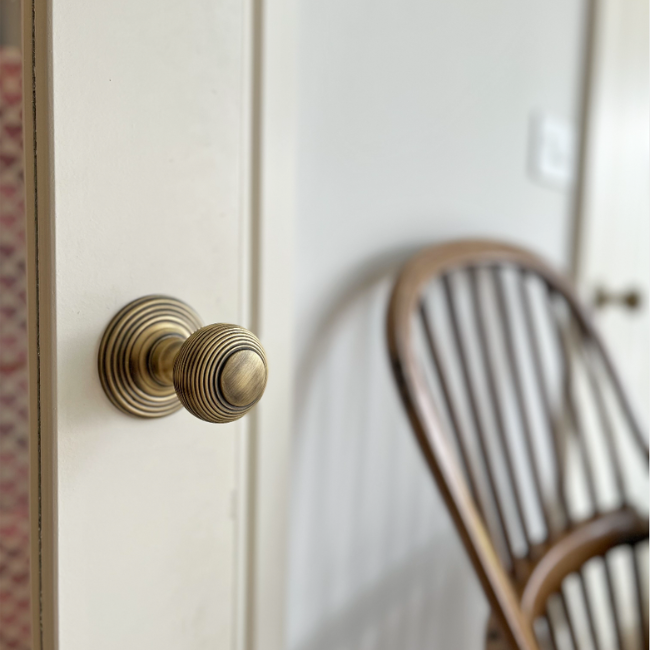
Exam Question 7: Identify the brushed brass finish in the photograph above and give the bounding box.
[174,324,267,423]
[98,296,203,418]
[150,337,183,385]
[220,350,267,407]
[98,296,268,423]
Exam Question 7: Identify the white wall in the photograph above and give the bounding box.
[289,1,585,648]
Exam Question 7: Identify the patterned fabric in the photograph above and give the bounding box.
[0,45,31,650]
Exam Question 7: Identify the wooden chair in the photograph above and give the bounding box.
[386,240,648,650]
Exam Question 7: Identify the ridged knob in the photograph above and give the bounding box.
[98,296,267,423]
[174,324,268,423]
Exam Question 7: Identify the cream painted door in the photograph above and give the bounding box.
[576,0,649,429]
[22,1,295,649]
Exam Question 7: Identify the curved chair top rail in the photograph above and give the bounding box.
[388,239,645,457]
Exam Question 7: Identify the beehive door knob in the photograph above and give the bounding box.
[173,323,268,422]
[98,296,268,423]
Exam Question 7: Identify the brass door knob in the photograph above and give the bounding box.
[98,296,268,423]
[593,286,642,311]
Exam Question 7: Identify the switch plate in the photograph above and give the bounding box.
[529,112,577,190]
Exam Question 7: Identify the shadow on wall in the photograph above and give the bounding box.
[288,249,488,650]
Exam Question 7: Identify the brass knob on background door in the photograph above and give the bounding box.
[593,287,642,311]
[98,296,268,422]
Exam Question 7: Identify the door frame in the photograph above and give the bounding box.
[21,1,296,648]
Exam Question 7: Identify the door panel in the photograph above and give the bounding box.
[24,0,258,647]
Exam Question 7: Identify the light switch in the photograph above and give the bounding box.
[528,112,577,190]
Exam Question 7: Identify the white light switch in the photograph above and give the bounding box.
[529,112,577,190]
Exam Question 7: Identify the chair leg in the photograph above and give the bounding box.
[485,613,516,650]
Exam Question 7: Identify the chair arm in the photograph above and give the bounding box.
[520,509,648,621]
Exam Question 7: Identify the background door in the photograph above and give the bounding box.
[22,0,295,648]
[575,0,649,429]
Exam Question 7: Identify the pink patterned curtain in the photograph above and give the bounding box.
[0,45,30,650]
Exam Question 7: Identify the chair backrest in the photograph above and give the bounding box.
[387,240,648,650]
